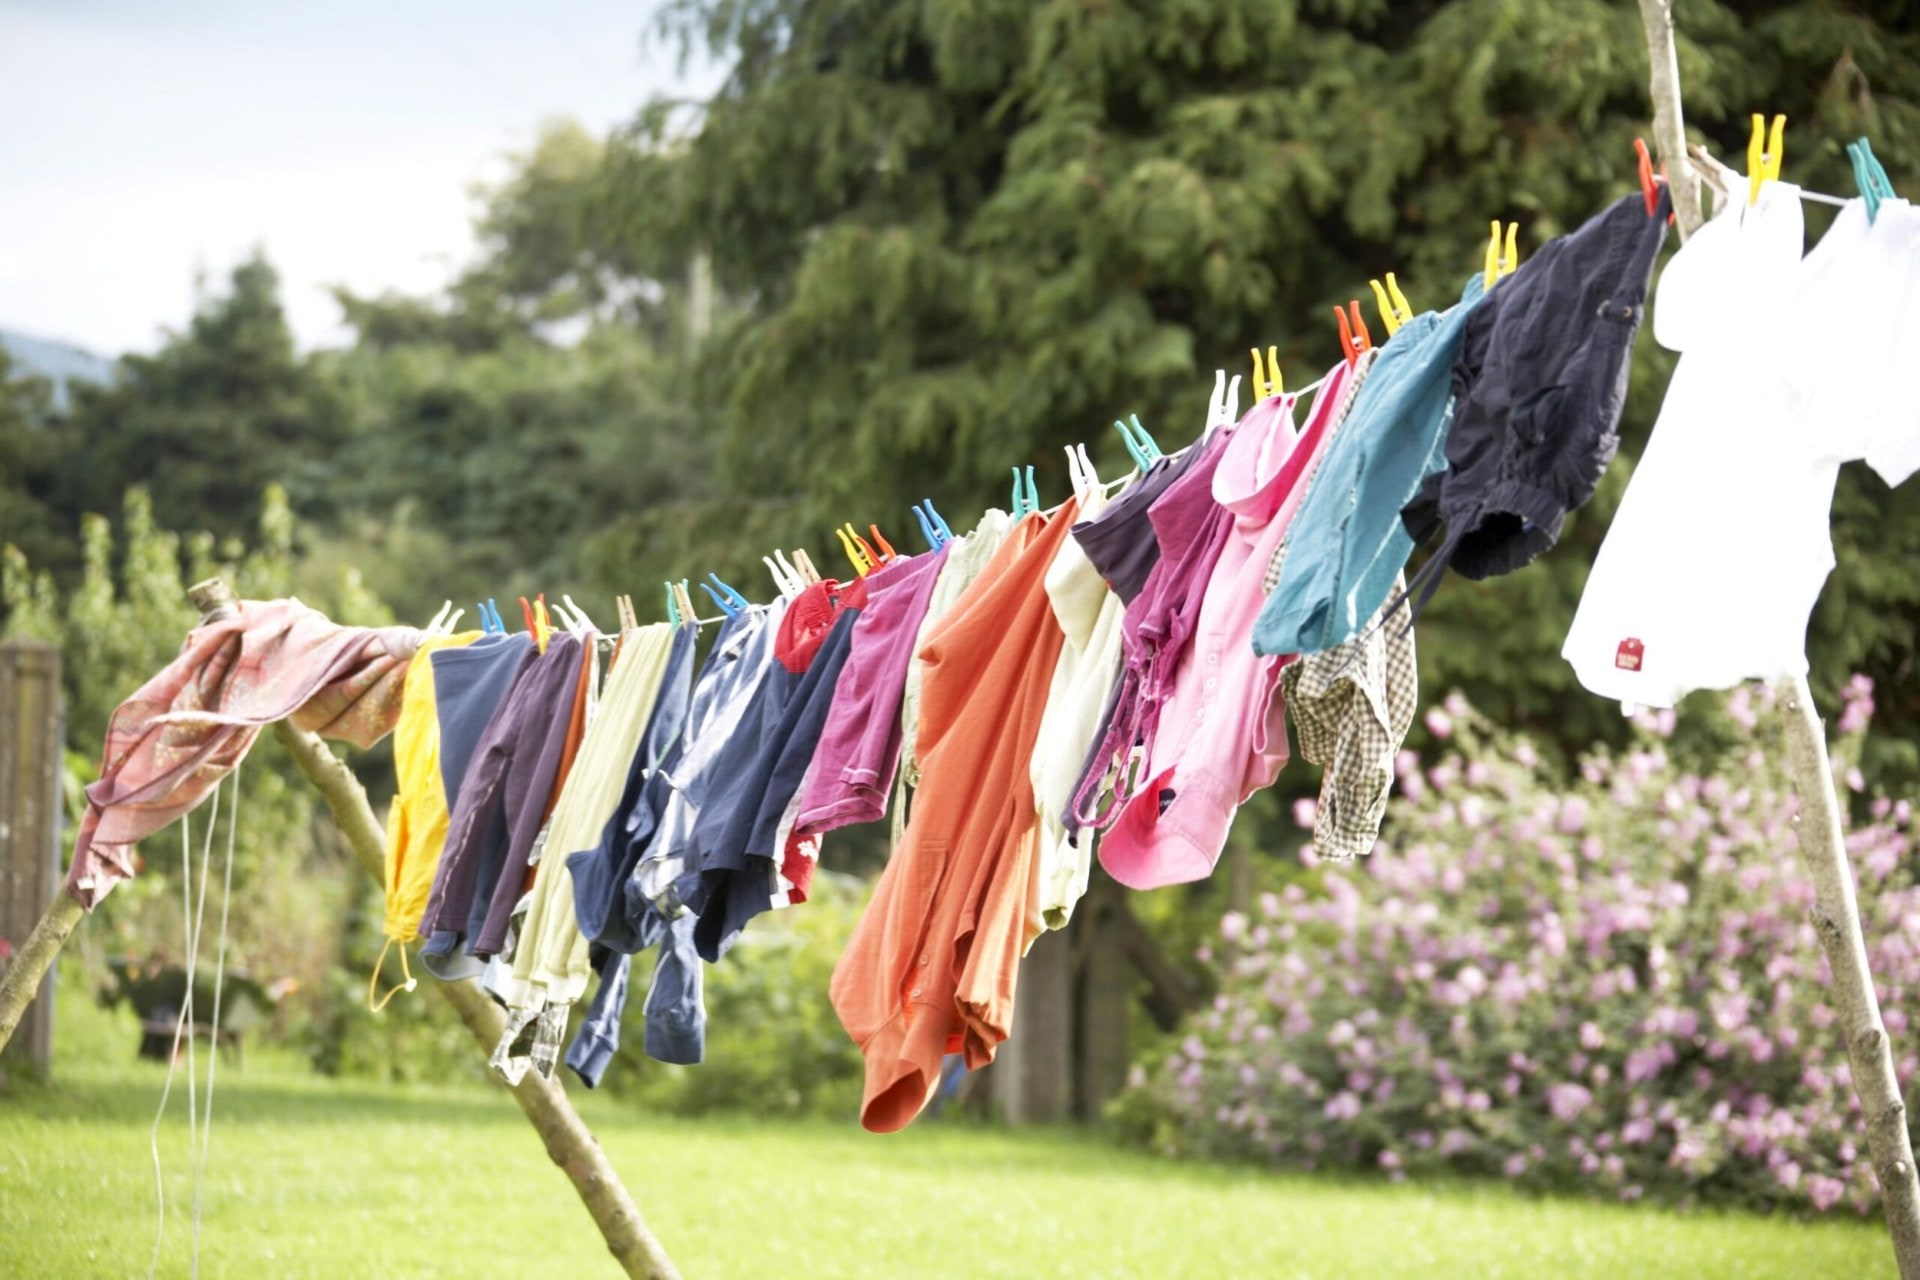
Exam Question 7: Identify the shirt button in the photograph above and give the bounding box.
[1205,678,1217,690]
[910,987,923,999]
[917,954,929,966]
[1207,653,1219,666]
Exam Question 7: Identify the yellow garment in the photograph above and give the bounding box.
[382,631,482,943]
[500,623,677,1012]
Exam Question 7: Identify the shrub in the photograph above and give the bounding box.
[1114,679,1919,1215]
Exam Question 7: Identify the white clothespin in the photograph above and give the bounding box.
[1205,369,1242,435]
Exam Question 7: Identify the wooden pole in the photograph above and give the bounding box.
[0,642,72,1064]
[1633,6,1920,1271]
[1778,678,1920,1276]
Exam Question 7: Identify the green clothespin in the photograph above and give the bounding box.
[664,582,680,626]
[1849,137,1896,224]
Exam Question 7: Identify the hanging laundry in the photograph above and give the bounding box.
[897,507,1013,790]
[792,546,946,837]
[1070,419,1243,831]
[431,632,535,809]
[1280,575,1418,860]
[375,629,485,1002]
[1564,185,1920,707]
[418,633,586,976]
[497,622,677,1013]
[1100,357,1362,890]
[690,586,866,961]
[1254,275,1488,655]
[1026,452,1126,938]
[1401,189,1670,615]
[67,599,422,909]
[831,501,1077,1134]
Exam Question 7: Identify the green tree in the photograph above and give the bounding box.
[616,0,1920,762]
[49,256,348,543]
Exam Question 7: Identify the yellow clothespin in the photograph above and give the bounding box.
[1748,112,1786,206]
[1368,273,1413,336]
[1249,345,1283,400]
[836,523,873,577]
[1483,221,1520,291]
[533,596,552,654]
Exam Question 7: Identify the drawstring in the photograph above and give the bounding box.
[367,937,418,1012]
[1381,524,1463,638]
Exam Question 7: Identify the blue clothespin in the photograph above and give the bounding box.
[485,598,505,634]
[701,572,749,617]
[475,602,493,634]
[913,504,941,550]
[923,500,953,543]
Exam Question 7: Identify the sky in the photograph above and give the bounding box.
[0,0,717,355]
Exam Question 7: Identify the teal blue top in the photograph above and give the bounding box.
[1253,275,1487,656]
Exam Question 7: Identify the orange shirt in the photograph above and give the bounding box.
[829,501,1077,1133]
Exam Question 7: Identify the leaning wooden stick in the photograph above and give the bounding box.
[1777,676,1920,1279]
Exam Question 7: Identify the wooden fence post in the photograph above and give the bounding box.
[0,640,63,1077]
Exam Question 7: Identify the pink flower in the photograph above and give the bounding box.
[1579,1022,1605,1050]
[1378,1149,1402,1171]
[1292,798,1318,830]
[1425,706,1454,739]
[1807,1174,1848,1213]
[1502,1154,1529,1178]
[1547,1083,1594,1122]
[1324,1091,1362,1122]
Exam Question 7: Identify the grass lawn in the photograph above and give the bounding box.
[0,993,1895,1279]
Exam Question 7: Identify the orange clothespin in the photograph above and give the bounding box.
[1368,273,1413,336]
[1747,112,1785,206]
[867,524,897,564]
[1334,301,1371,366]
[1250,345,1283,400]
[518,596,536,635]
[1633,138,1676,225]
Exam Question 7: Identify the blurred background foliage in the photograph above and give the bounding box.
[3,0,1919,1086]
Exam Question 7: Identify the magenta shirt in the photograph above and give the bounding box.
[792,547,946,836]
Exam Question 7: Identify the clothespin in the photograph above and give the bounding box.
[1849,137,1896,224]
[519,596,537,636]
[562,594,597,636]
[836,523,874,576]
[791,548,822,585]
[486,598,505,634]
[425,601,453,633]
[923,501,953,543]
[867,524,897,563]
[1112,420,1151,472]
[913,504,942,551]
[532,595,552,653]
[1205,369,1242,435]
[849,525,882,573]
[1020,465,1039,515]
[616,594,637,632]
[664,583,680,626]
[764,552,801,598]
[1250,346,1283,400]
[1482,221,1520,290]
[1126,415,1161,462]
[1334,301,1372,366]
[1747,113,1786,206]
[674,581,697,626]
[1368,273,1413,336]
[703,572,749,615]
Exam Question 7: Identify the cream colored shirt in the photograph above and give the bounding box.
[1026,485,1124,941]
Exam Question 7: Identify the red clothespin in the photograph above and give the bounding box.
[1634,138,1675,224]
[1334,301,1371,367]
[519,595,536,634]
[867,524,897,564]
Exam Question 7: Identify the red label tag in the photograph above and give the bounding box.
[1615,638,1644,671]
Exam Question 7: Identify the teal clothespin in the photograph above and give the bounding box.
[1019,465,1039,515]
[1126,414,1162,461]
[664,583,680,626]
[1849,137,1896,224]
[1114,419,1151,470]
[1010,467,1027,516]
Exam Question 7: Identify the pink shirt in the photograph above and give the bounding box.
[1099,359,1354,889]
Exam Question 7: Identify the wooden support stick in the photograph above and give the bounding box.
[0,891,83,1056]
[1778,677,1920,1278]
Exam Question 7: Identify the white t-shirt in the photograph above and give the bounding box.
[1562,181,1887,709]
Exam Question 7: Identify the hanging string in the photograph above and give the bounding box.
[191,759,240,1275]
[147,777,221,1280]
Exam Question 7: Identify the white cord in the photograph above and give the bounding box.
[192,760,239,1273]
[146,777,220,1280]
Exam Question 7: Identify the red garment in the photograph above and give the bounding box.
[66,599,422,909]
[774,578,866,672]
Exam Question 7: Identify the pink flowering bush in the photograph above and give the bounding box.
[1116,679,1919,1215]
